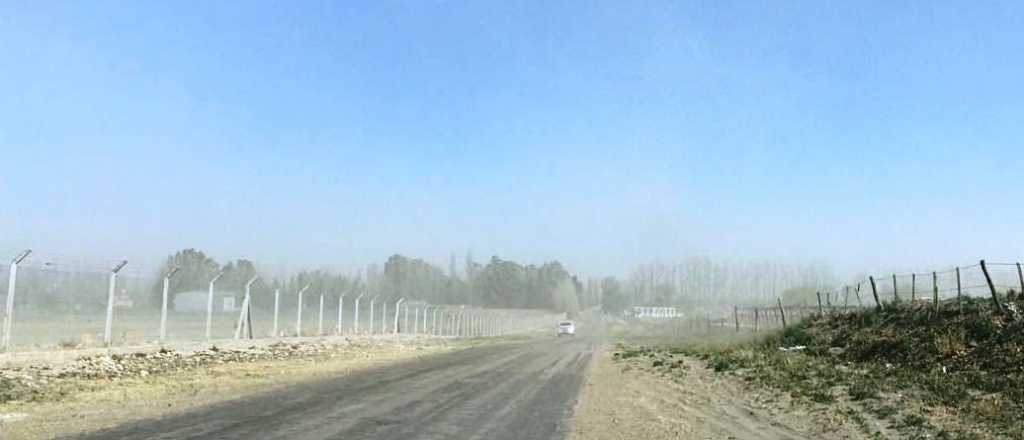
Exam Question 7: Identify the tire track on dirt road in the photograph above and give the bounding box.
[66,337,596,440]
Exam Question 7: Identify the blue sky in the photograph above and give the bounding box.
[1,1,1022,276]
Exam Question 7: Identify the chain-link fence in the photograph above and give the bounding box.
[0,250,563,352]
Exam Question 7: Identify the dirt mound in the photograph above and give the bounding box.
[750,295,1024,438]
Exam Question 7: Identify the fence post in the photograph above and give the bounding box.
[2,250,31,351]
[754,308,760,332]
[235,276,258,339]
[1018,263,1024,295]
[318,293,326,336]
[892,274,900,303]
[980,260,1003,314]
[353,293,364,333]
[816,291,824,315]
[403,304,410,334]
[869,276,881,309]
[956,267,963,313]
[393,298,405,334]
[932,271,939,312]
[733,306,739,332]
[855,283,863,307]
[273,288,280,337]
[843,286,850,311]
[369,295,378,334]
[207,270,226,341]
[159,267,180,342]
[413,307,419,335]
[104,260,128,346]
[911,273,916,302]
[295,284,310,337]
[205,272,226,339]
[777,298,788,328]
[337,293,346,335]
[825,291,832,314]
[432,308,439,335]
[421,306,430,333]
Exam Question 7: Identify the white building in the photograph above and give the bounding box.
[632,306,680,319]
[174,290,239,313]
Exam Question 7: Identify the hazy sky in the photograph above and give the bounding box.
[2,1,1022,277]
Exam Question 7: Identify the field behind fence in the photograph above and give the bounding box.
[0,250,560,352]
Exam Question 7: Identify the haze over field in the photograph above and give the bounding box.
[2,2,1022,277]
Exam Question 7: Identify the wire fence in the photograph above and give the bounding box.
[0,250,560,352]
[724,259,1024,332]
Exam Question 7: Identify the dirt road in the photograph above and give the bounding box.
[66,337,596,440]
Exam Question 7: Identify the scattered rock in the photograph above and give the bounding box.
[0,412,28,424]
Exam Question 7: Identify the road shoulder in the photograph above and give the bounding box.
[570,347,863,440]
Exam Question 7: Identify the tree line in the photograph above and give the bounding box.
[589,257,838,314]
[152,249,583,315]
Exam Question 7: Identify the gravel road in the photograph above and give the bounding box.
[66,336,596,440]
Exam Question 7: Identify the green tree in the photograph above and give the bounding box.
[151,249,220,310]
[600,277,629,314]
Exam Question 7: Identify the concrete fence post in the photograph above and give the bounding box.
[318,292,325,336]
[368,295,378,334]
[413,307,419,335]
[273,288,280,337]
[404,305,410,334]
[353,293,364,333]
[421,306,430,334]
[235,276,259,339]
[103,260,128,346]
[393,298,405,335]
[207,269,226,341]
[336,293,346,335]
[159,267,180,342]
[2,250,31,351]
[295,284,310,337]
[433,308,439,335]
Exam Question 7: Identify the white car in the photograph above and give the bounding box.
[557,321,576,337]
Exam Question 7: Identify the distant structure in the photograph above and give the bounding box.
[175,290,238,313]
[632,306,679,319]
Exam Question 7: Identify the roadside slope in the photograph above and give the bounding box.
[571,347,864,440]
